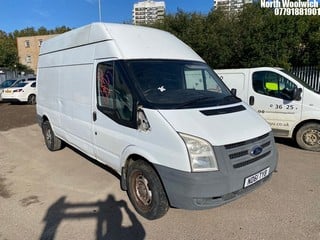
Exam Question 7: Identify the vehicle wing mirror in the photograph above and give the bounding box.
[137,108,150,132]
[292,87,302,101]
[231,88,237,96]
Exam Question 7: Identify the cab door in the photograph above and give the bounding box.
[247,70,302,137]
[92,60,136,171]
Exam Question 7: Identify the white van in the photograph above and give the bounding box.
[216,67,320,152]
[37,23,278,220]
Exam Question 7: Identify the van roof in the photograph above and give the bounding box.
[39,22,204,62]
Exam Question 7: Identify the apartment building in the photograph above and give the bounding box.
[16,34,58,73]
[132,0,166,25]
[214,0,253,12]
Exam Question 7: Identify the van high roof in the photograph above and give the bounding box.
[39,22,204,62]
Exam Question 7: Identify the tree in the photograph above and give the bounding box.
[291,16,320,67]
[0,33,18,69]
[0,26,71,73]
[204,9,238,68]
[151,4,320,69]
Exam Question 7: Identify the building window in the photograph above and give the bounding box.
[38,39,43,47]
[24,40,30,48]
[26,55,32,64]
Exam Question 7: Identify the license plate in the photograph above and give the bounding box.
[5,90,11,93]
[244,167,270,188]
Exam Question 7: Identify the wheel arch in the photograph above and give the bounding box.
[41,114,49,123]
[38,114,56,137]
[38,114,49,128]
[120,151,169,204]
[292,119,320,140]
[120,153,158,189]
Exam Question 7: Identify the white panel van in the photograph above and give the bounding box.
[216,67,320,152]
[37,23,278,219]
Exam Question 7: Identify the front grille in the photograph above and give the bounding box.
[229,150,248,159]
[233,151,271,168]
[224,133,273,169]
[225,133,269,150]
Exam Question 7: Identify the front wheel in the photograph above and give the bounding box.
[126,160,169,220]
[296,123,320,152]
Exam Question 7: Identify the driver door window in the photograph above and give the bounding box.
[252,71,297,100]
[97,61,134,126]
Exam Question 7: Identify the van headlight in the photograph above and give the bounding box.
[179,133,218,172]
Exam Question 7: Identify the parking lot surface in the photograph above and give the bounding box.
[0,104,319,240]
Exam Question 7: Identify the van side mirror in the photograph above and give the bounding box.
[137,108,150,131]
[292,87,302,101]
[231,88,237,96]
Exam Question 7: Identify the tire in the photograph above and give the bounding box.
[296,123,320,152]
[27,94,36,105]
[42,121,62,151]
[126,160,169,220]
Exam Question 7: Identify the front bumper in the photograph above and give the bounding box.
[154,132,278,210]
[1,98,24,103]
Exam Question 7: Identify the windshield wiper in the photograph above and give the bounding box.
[224,95,241,102]
[177,96,216,108]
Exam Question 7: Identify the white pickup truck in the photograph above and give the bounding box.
[216,67,320,152]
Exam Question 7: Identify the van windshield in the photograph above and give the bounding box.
[125,60,240,109]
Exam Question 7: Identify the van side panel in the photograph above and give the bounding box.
[59,64,94,155]
[37,67,60,129]
[38,44,96,156]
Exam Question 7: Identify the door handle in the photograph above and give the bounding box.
[93,111,97,121]
[249,96,254,105]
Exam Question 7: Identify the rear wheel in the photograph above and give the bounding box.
[127,160,169,220]
[42,121,62,151]
[296,123,320,152]
[27,94,36,105]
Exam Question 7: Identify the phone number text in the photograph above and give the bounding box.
[274,8,320,15]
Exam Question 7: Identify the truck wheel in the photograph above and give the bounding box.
[296,123,320,152]
[27,94,36,105]
[42,121,62,151]
[127,160,169,220]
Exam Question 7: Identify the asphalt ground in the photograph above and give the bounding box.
[0,103,319,240]
[0,102,36,131]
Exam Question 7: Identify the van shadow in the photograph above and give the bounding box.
[62,143,121,181]
[40,194,146,240]
[274,137,299,149]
